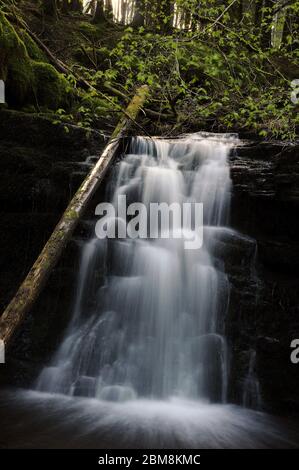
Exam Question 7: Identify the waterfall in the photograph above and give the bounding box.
[3,133,298,449]
[37,132,236,403]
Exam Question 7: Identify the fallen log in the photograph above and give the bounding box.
[102,82,174,121]
[0,85,149,348]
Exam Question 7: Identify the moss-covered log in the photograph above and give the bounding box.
[0,85,149,348]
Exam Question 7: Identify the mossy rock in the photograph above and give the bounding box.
[78,21,104,40]
[0,11,34,105]
[0,13,71,109]
[31,61,71,109]
[19,30,46,62]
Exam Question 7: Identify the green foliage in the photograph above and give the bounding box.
[1,1,298,139]
[93,0,298,140]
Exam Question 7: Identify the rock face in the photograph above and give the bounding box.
[0,121,298,415]
[0,109,105,312]
[227,141,299,414]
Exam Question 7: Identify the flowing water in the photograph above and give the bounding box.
[1,134,298,449]
[37,133,233,402]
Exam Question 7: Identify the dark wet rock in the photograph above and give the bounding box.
[258,240,299,272]
[0,111,105,311]
[256,336,299,413]
[230,142,299,239]
[70,171,89,192]
[0,109,104,159]
[0,213,58,310]
[227,140,299,415]
[208,228,257,272]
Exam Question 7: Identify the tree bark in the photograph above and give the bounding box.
[69,0,83,13]
[0,85,149,348]
[132,0,145,28]
[260,0,273,49]
[159,0,174,33]
[92,0,106,23]
[105,0,114,20]
[85,0,97,16]
[191,2,201,31]
[121,0,127,24]
[61,0,70,14]
[43,0,58,18]
[255,0,264,26]
[281,6,295,48]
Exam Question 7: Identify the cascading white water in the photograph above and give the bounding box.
[37,133,235,403]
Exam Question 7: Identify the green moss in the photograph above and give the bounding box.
[78,21,104,40]
[19,30,46,61]
[31,61,70,109]
[0,12,34,104]
[81,94,111,110]
[0,13,71,109]
[65,209,79,220]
